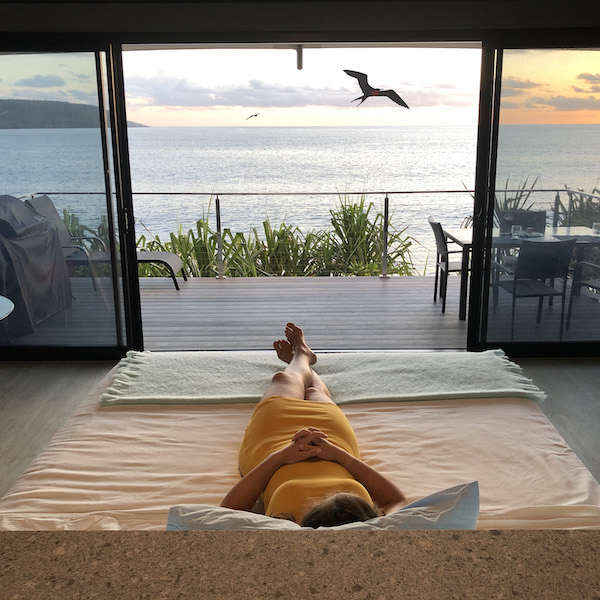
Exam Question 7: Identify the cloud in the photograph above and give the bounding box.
[501,88,526,98]
[499,101,522,109]
[502,76,543,90]
[70,89,98,103]
[126,74,351,108]
[577,72,600,84]
[500,76,543,99]
[125,74,476,111]
[529,95,600,111]
[72,72,93,82]
[573,84,600,94]
[15,74,66,88]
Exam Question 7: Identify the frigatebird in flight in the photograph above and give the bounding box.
[344,70,409,109]
[246,113,260,120]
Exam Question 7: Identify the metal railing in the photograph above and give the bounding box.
[131,189,474,277]
[552,189,600,227]
[25,187,600,277]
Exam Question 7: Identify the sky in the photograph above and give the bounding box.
[1,46,600,126]
[500,49,600,125]
[121,46,482,127]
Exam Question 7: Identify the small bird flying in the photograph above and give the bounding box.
[246,113,260,120]
[344,70,409,109]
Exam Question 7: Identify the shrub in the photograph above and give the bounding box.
[136,196,415,277]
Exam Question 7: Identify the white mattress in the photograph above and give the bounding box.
[1,367,599,530]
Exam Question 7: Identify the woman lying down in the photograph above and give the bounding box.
[221,322,408,528]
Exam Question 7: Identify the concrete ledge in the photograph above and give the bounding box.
[2,530,600,598]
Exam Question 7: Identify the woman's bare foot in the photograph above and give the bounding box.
[285,322,317,365]
[273,339,294,364]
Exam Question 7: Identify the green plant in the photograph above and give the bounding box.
[249,219,324,276]
[559,183,600,227]
[62,207,109,251]
[137,200,220,278]
[494,176,539,214]
[113,196,416,278]
[559,182,600,267]
[460,177,540,228]
[326,195,414,276]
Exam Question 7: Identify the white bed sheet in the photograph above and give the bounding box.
[1,368,599,530]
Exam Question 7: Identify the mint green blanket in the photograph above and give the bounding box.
[99,350,545,406]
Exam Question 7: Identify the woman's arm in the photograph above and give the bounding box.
[220,431,324,512]
[309,433,408,514]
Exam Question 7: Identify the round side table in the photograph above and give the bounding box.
[0,295,15,321]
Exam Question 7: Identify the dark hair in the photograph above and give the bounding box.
[300,493,380,529]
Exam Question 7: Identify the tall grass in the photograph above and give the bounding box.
[494,176,539,213]
[461,176,540,228]
[137,205,220,277]
[559,183,600,227]
[327,196,413,276]
[136,195,415,277]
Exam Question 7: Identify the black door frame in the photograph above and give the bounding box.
[468,36,600,357]
[2,30,600,359]
[0,40,141,360]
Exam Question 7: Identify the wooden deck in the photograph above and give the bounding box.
[140,275,468,351]
[10,274,600,350]
[8,275,466,350]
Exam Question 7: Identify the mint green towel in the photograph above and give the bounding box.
[100,349,545,406]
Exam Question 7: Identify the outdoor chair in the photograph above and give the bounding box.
[566,260,600,329]
[496,238,576,341]
[492,209,548,309]
[25,195,187,290]
[428,216,468,314]
[498,209,547,236]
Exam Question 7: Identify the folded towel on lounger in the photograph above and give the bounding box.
[100,349,545,406]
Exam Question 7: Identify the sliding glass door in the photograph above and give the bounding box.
[471,47,600,353]
[0,49,135,358]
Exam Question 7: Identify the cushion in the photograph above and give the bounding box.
[166,481,479,531]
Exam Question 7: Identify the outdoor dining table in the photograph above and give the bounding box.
[442,225,600,321]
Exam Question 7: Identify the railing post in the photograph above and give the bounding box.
[380,194,389,278]
[553,191,560,227]
[567,190,574,227]
[215,195,225,279]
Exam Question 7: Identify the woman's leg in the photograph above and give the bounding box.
[271,326,334,404]
[261,323,317,401]
[305,370,333,403]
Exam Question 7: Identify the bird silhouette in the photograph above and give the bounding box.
[246,113,260,120]
[344,70,409,109]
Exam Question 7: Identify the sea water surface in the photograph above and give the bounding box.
[2,124,599,271]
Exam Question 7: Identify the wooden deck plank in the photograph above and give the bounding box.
[7,274,600,350]
[139,275,468,351]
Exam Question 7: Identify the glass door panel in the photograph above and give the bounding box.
[0,51,125,350]
[485,49,600,345]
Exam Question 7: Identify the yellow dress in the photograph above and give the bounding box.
[238,395,372,523]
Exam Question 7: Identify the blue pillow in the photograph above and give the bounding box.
[167,481,479,531]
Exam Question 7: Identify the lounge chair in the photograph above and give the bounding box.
[25,195,187,290]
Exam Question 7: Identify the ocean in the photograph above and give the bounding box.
[2,124,599,272]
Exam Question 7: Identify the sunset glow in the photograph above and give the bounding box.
[500,49,600,125]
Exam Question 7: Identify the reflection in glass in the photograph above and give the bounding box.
[0,52,121,347]
[488,49,600,344]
